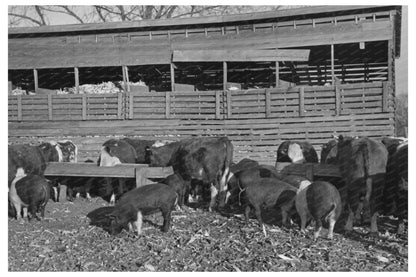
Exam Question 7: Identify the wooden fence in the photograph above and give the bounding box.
[9,81,391,122]
[8,81,395,164]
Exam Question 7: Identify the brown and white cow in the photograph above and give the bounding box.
[275,140,318,165]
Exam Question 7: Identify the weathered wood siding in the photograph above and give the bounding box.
[8,82,395,164]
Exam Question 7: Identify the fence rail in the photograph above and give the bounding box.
[8,81,392,122]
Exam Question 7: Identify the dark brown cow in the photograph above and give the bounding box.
[145,137,233,211]
[336,135,388,235]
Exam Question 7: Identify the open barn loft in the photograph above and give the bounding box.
[8,5,402,164]
[9,5,401,93]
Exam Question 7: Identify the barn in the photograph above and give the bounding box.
[8,5,402,164]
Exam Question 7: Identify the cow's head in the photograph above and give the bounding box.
[288,143,305,164]
[38,142,60,162]
[57,140,77,162]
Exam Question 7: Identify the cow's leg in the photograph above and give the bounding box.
[29,205,41,221]
[344,205,355,233]
[22,206,29,221]
[13,202,22,222]
[252,204,266,236]
[135,211,143,236]
[369,212,379,235]
[244,205,251,223]
[208,183,218,212]
[327,214,337,240]
[313,219,323,241]
[299,212,308,233]
[40,204,46,220]
[85,178,94,200]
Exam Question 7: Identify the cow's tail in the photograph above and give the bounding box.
[219,140,233,192]
[323,203,337,223]
[360,141,372,212]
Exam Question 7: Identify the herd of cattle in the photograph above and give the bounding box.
[8,135,408,239]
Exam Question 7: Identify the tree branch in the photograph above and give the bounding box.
[8,12,43,26]
[34,5,47,25]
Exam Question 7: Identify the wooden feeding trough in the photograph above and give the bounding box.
[44,162,174,188]
[275,162,341,180]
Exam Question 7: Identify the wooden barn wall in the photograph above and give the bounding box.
[9,20,393,69]
[8,82,395,165]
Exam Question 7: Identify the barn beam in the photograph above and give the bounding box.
[74,67,79,93]
[331,44,335,85]
[33,68,38,93]
[275,61,280,88]
[170,63,175,91]
[223,61,227,91]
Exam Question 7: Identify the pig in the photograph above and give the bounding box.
[9,168,51,222]
[243,178,297,236]
[107,183,177,236]
[296,181,342,240]
[162,173,187,209]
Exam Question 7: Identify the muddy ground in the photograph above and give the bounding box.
[8,194,408,272]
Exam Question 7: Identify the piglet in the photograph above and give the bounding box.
[9,169,50,222]
[296,181,342,240]
[107,183,177,236]
[244,178,297,236]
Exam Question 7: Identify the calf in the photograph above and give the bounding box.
[9,169,50,222]
[108,183,177,236]
[243,178,297,236]
[296,181,342,240]
[162,173,187,209]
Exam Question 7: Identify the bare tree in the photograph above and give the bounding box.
[8,5,283,27]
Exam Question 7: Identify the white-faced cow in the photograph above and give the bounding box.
[336,135,388,235]
[145,137,233,211]
[98,138,164,205]
[275,140,318,166]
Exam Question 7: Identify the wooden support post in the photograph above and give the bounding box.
[48,94,53,120]
[382,81,389,112]
[227,90,232,118]
[82,94,87,120]
[33,68,39,93]
[117,92,123,119]
[17,95,22,121]
[135,167,148,188]
[299,86,305,116]
[122,66,127,91]
[74,67,79,93]
[170,63,175,91]
[275,61,280,88]
[165,91,171,118]
[8,81,12,95]
[124,66,130,92]
[331,44,335,85]
[215,90,221,119]
[387,39,393,82]
[129,92,134,119]
[223,61,227,91]
[335,84,341,115]
[265,89,271,118]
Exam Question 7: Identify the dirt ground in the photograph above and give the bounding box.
[8,195,408,272]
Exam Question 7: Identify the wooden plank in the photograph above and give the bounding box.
[215,90,221,119]
[335,84,341,115]
[8,81,12,95]
[227,90,232,118]
[170,63,175,91]
[275,162,341,179]
[82,94,87,120]
[122,65,127,91]
[331,44,335,85]
[117,93,123,119]
[387,39,393,82]
[172,49,310,62]
[382,81,389,112]
[74,67,79,93]
[275,61,280,87]
[125,66,131,92]
[165,91,171,119]
[17,95,22,121]
[223,61,227,91]
[48,94,53,120]
[129,92,134,119]
[265,90,270,118]
[299,87,305,116]
[33,69,38,93]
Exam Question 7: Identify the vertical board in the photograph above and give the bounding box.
[382,81,389,112]
[299,86,305,116]
[275,61,280,87]
[74,67,79,93]
[335,84,341,115]
[33,69,39,93]
[170,63,175,91]
[17,95,22,121]
[330,44,335,85]
[48,94,53,120]
[223,61,227,91]
[165,91,171,118]
[215,90,221,119]
[117,93,123,119]
[265,89,271,118]
[82,94,87,120]
[129,92,134,119]
[227,90,232,118]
